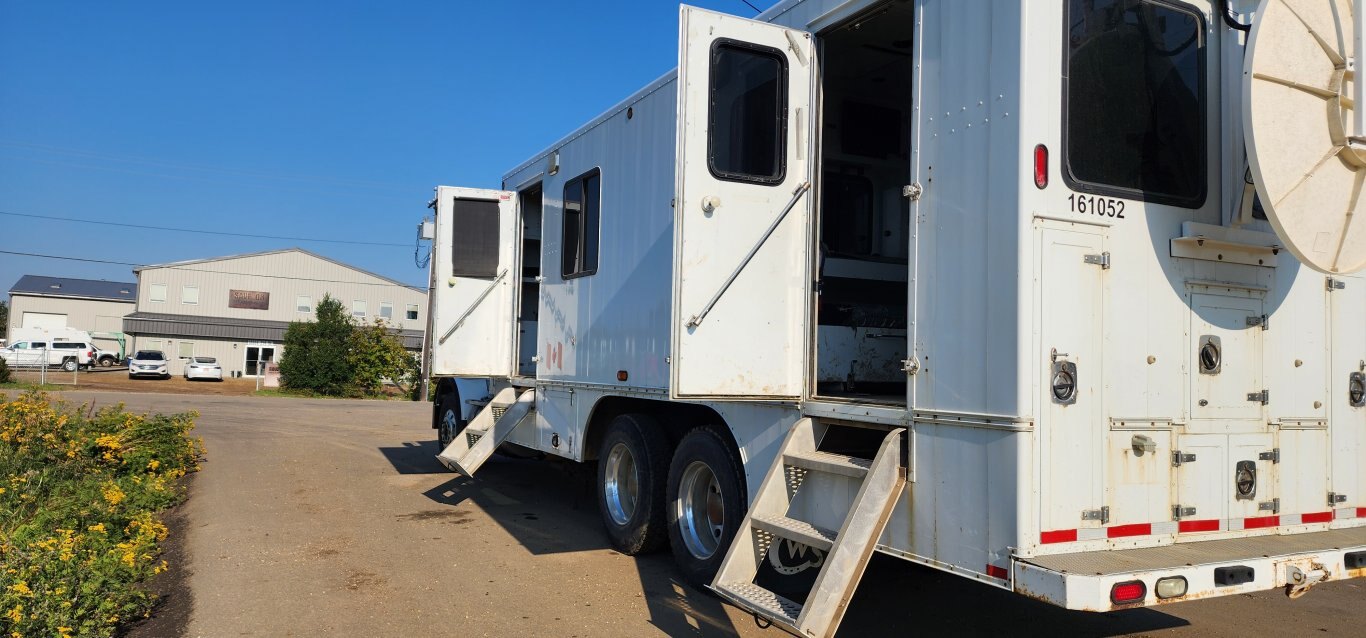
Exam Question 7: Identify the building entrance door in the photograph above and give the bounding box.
[245,344,276,377]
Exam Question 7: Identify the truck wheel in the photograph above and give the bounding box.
[666,427,746,590]
[99,357,113,367]
[436,388,464,450]
[62,358,78,373]
[597,413,672,555]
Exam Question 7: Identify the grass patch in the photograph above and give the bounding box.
[253,387,410,400]
[0,391,203,637]
[0,383,66,393]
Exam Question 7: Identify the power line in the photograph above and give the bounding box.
[739,0,762,14]
[0,210,410,248]
[1,250,426,290]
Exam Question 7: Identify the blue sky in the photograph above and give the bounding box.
[0,0,766,291]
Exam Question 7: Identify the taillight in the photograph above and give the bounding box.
[1110,580,1147,605]
[1033,144,1049,189]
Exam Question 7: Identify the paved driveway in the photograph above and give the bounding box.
[47,391,1365,637]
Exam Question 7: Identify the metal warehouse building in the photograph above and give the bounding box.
[7,275,137,354]
[123,248,426,377]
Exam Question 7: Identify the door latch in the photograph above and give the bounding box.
[1172,451,1197,466]
[1172,505,1197,521]
[1081,506,1110,524]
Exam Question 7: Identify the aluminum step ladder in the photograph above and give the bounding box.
[436,387,535,477]
[712,418,905,638]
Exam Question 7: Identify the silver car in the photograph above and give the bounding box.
[127,350,170,379]
[183,356,223,381]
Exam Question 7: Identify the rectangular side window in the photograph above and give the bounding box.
[352,300,367,318]
[708,41,787,185]
[380,302,393,319]
[561,169,601,279]
[451,198,501,278]
[179,341,194,359]
[149,283,167,303]
[145,340,162,352]
[297,295,312,313]
[1064,0,1206,207]
[182,285,199,305]
[406,304,419,320]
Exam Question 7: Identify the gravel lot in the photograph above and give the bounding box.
[36,390,1366,637]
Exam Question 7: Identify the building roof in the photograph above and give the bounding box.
[9,275,138,302]
[133,247,425,292]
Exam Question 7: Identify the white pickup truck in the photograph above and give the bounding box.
[1,339,95,372]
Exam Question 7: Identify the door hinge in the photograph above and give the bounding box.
[901,357,920,375]
[1081,506,1110,524]
[902,183,924,201]
[1329,492,1349,506]
[1328,278,1347,291]
[1246,315,1269,330]
[1258,498,1280,514]
[1247,390,1269,405]
[1258,448,1280,464]
[1083,252,1111,269]
[1172,451,1197,466]
[1172,505,1197,521]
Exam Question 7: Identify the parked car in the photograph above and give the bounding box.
[127,350,170,379]
[92,345,122,367]
[0,340,94,372]
[183,356,223,381]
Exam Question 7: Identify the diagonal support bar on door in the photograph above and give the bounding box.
[686,181,810,328]
[438,268,507,344]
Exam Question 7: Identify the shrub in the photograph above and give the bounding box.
[278,295,355,396]
[0,358,10,384]
[0,392,202,637]
[349,319,419,397]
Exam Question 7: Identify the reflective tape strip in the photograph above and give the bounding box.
[1300,512,1334,524]
[1107,523,1151,538]
[1243,515,1280,529]
[1040,529,1077,544]
[986,564,1009,579]
[1178,519,1221,533]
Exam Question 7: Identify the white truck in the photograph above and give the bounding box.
[1,327,96,371]
[424,1,1366,635]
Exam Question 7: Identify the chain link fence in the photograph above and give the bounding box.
[4,347,81,386]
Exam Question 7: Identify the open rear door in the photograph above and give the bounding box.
[430,186,518,378]
[671,5,815,400]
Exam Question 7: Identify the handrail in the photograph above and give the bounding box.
[438,268,508,344]
[686,181,811,328]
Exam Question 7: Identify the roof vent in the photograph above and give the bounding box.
[49,283,61,290]
[119,289,130,294]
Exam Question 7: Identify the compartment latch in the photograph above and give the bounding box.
[1081,506,1110,524]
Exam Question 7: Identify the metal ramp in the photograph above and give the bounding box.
[712,418,905,638]
[436,387,535,477]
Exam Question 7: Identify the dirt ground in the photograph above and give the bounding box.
[40,390,1364,638]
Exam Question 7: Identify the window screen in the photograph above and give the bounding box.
[179,341,194,358]
[561,169,601,279]
[1065,0,1205,207]
[380,302,393,319]
[450,198,501,278]
[149,284,167,303]
[352,300,366,318]
[708,41,787,184]
[182,285,199,305]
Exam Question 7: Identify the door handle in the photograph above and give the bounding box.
[701,195,721,214]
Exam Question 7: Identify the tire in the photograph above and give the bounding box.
[666,427,746,589]
[61,358,78,373]
[596,413,672,555]
[162,373,171,380]
[99,357,113,368]
[436,388,464,450]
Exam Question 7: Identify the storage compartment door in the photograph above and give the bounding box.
[1329,275,1366,513]
[430,186,518,377]
[671,5,815,400]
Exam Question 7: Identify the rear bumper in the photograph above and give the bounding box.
[1015,527,1366,611]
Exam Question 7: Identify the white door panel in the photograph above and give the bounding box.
[431,186,518,378]
[21,312,67,329]
[671,5,815,400]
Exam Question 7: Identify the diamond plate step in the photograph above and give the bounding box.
[783,450,871,479]
[717,581,801,626]
[751,513,838,552]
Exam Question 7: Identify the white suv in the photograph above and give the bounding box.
[0,340,95,372]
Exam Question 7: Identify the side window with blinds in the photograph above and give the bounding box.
[561,169,601,279]
[451,198,501,278]
[708,40,787,185]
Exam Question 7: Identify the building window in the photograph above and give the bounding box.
[1064,0,1206,207]
[561,168,601,279]
[182,285,199,305]
[178,341,194,359]
[145,339,163,352]
[380,302,393,319]
[297,295,312,313]
[708,40,787,185]
[149,284,168,303]
[406,304,419,320]
[352,300,367,318]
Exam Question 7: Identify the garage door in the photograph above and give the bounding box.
[21,312,67,329]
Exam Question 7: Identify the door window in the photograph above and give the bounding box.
[708,41,787,184]
[451,198,501,278]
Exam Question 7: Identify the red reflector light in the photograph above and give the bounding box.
[1110,580,1147,605]
[1033,144,1049,189]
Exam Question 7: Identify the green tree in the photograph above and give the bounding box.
[0,300,8,340]
[348,319,418,397]
[278,295,354,395]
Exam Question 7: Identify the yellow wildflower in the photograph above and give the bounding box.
[147,459,160,470]
[7,581,31,597]
[88,523,106,534]
[4,605,20,623]
[102,482,126,506]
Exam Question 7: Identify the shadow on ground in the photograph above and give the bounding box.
[381,441,1191,637]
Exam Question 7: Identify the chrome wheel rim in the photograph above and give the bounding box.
[439,408,459,447]
[678,460,724,560]
[603,442,639,526]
